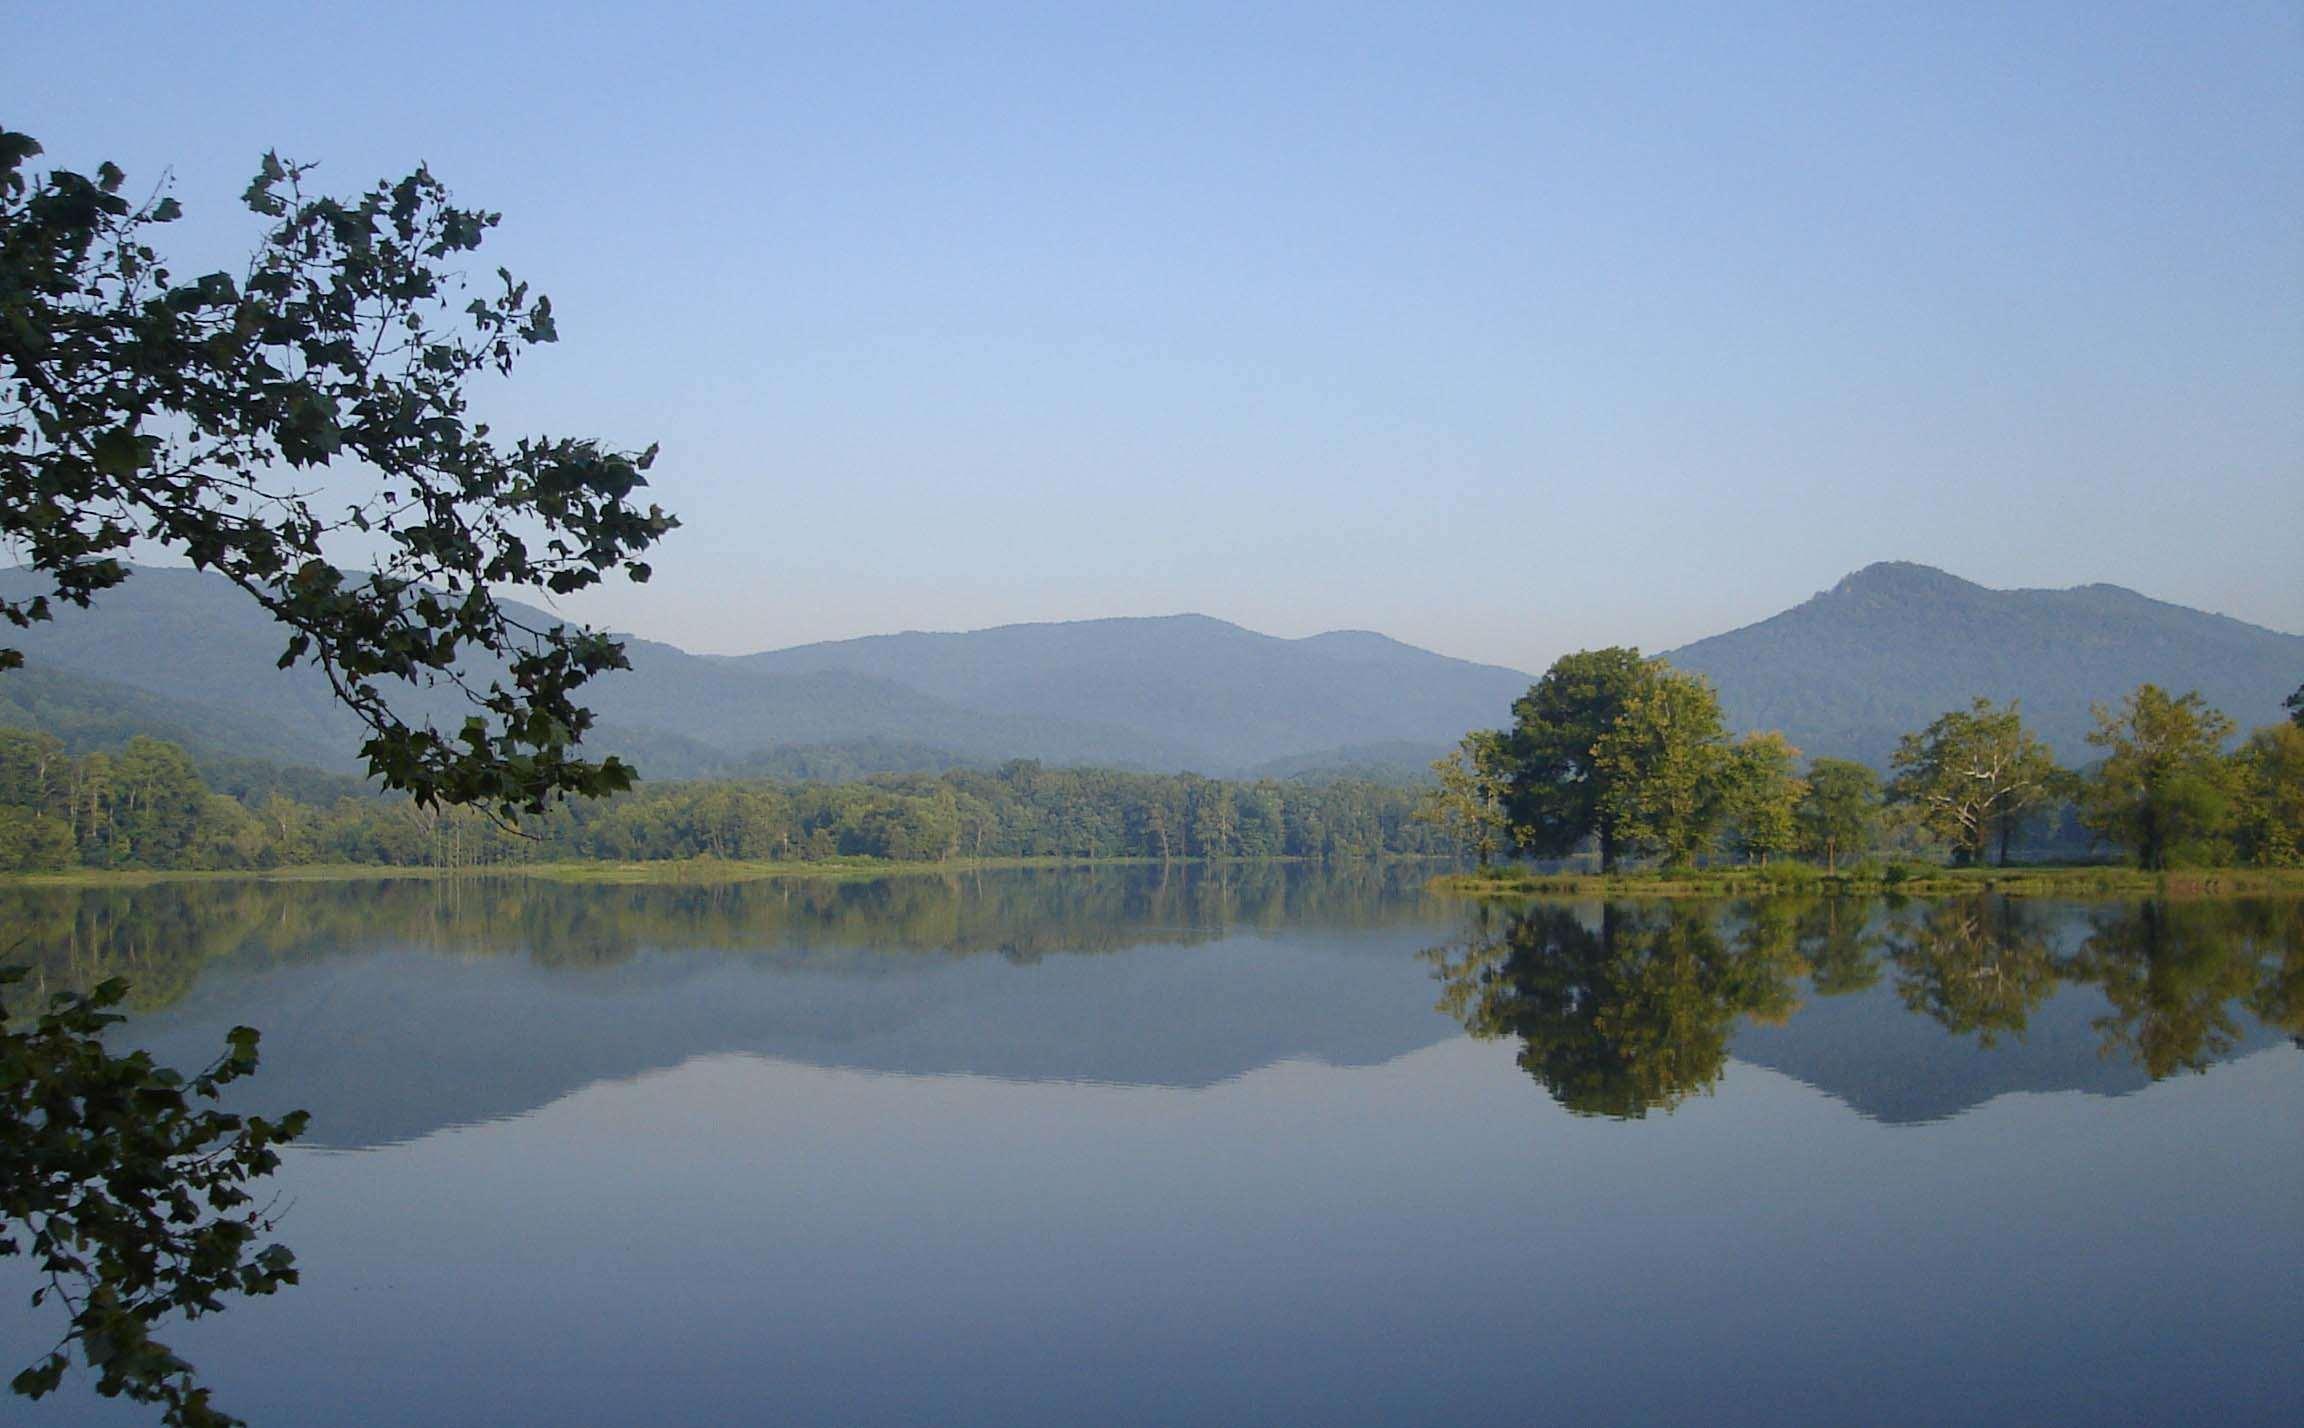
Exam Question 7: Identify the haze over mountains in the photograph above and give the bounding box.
[0,562,2296,783]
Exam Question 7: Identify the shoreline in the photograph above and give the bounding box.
[1430,865,2304,900]
[0,853,1405,890]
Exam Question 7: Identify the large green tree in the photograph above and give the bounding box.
[1794,757,1880,875]
[2078,685,2236,870]
[2,129,673,1426]
[1498,647,1648,871]
[1886,698,2062,867]
[1720,730,1804,866]
[1591,666,1733,867]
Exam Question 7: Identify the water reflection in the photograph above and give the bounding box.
[4,872,2300,1428]
[1884,898,2060,1048]
[2,871,2298,1140]
[1428,895,2303,1119]
[0,860,1444,1008]
[1425,903,1802,1117]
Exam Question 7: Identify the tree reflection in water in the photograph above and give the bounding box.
[1428,894,2304,1119]
[1883,897,2061,1048]
[1424,902,1804,1118]
[0,861,1443,1007]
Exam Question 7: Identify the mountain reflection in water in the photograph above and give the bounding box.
[1,867,2296,1146]
[3,865,2299,1428]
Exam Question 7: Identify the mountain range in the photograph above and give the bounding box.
[0,561,2296,781]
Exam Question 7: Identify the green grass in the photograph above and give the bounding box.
[1430,862,2304,900]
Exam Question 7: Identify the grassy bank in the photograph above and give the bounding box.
[1431,863,2304,900]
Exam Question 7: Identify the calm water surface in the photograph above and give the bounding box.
[5,866,2299,1426]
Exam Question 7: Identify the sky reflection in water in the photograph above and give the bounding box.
[4,865,2298,1426]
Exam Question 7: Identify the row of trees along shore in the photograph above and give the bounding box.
[0,732,1454,873]
[1416,648,2304,873]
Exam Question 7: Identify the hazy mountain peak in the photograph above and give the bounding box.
[1824,561,1988,600]
[1670,563,2304,765]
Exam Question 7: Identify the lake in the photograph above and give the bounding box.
[4,865,2299,1426]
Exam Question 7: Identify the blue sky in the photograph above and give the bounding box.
[10,0,2300,672]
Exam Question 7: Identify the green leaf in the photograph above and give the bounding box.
[90,427,144,478]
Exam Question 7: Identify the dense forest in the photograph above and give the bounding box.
[0,728,1452,873]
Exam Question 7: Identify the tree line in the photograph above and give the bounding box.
[0,728,1456,873]
[1417,648,2304,872]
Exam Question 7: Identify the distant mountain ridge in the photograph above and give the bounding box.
[2,561,2295,780]
[731,613,1534,771]
[0,566,1527,779]
[1665,561,2303,765]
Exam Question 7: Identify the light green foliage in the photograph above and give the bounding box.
[1499,648,1650,871]
[1,970,307,1427]
[1887,698,2063,867]
[1721,731,1805,865]
[1795,758,1881,874]
[2078,685,2236,870]
[2232,723,2304,867]
[1413,730,1511,865]
[1592,665,1732,867]
[0,129,673,816]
